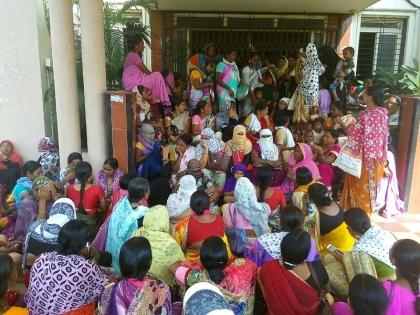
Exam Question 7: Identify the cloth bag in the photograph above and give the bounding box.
[332,141,362,178]
[208,151,230,172]
[224,204,248,256]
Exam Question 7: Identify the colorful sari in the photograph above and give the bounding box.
[11,177,33,209]
[37,137,60,179]
[95,169,123,202]
[98,277,171,315]
[383,280,417,315]
[340,106,388,215]
[259,260,320,315]
[317,144,341,189]
[188,54,211,108]
[216,59,240,107]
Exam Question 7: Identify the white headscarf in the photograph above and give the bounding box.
[257,129,279,161]
[196,128,223,159]
[166,175,197,218]
[247,113,261,134]
[233,177,269,237]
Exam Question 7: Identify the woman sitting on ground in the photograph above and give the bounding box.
[224,125,253,165]
[135,124,163,180]
[98,237,171,314]
[166,175,197,224]
[292,167,319,213]
[255,166,286,213]
[95,158,123,206]
[174,191,232,262]
[222,177,270,258]
[26,220,108,315]
[168,133,195,180]
[171,236,257,315]
[37,137,60,180]
[0,140,23,194]
[244,101,273,146]
[11,161,43,209]
[191,100,215,139]
[222,163,246,204]
[66,162,106,240]
[14,176,58,241]
[132,205,185,289]
[383,239,420,315]
[57,152,83,190]
[164,97,191,137]
[258,230,330,315]
[253,206,319,267]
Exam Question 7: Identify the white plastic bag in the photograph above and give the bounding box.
[332,142,362,178]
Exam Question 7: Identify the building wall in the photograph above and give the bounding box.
[0,0,47,161]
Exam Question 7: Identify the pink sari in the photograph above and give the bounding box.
[318,144,341,189]
[122,52,170,105]
[383,280,417,315]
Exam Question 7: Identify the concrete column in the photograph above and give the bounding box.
[49,0,81,164]
[79,0,107,172]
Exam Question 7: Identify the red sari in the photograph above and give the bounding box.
[259,260,319,315]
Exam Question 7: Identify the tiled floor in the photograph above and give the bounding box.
[372,213,420,243]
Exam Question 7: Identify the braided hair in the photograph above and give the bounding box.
[74,161,93,215]
[391,239,420,315]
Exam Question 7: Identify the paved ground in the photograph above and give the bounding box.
[372,213,420,243]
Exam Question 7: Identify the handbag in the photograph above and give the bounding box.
[208,151,230,172]
[224,204,248,256]
[332,141,362,178]
[307,263,334,315]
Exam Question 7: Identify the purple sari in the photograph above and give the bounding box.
[223,163,247,193]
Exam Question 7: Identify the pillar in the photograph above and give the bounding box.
[49,0,81,164]
[79,0,107,172]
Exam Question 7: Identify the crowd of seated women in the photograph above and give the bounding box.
[0,40,417,315]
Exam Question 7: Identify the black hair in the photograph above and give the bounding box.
[296,167,313,186]
[171,96,187,111]
[136,85,146,94]
[333,100,345,112]
[179,133,193,146]
[254,101,268,113]
[23,160,42,176]
[119,237,152,281]
[323,128,339,141]
[281,230,311,269]
[104,158,118,170]
[253,87,264,95]
[194,99,208,115]
[256,166,273,202]
[344,208,372,235]
[391,239,420,315]
[67,152,83,164]
[365,85,385,107]
[308,183,332,207]
[248,52,259,60]
[224,49,237,56]
[98,251,112,268]
[275,114,289,127]
[128,178,150,203]
[319,76,330,89]
[132,38,144,49]
[75,161,92,215]
[190,190,210,215]
[58,220,89,255]
[119,173,137,190]
[0,253,13,299]
[280,206,304,232]
[343,46,355,56]
[349,274,388,315]
[200,236,228,284]
[312,117,324,125]
[389,95,402,105]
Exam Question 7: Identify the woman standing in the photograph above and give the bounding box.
[122,38,170,106]
[340,85,388,215]
[95,158,123,204]
[66,162,107,240]
[37,137,60,180]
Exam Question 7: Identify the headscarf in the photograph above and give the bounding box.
[226,125,252,154]
[257,129,279,161]
[167,175,197,218]
[38,137,60,179]
[223,163,247,193]
[22,198,76,268]
[0,140,23,168]
[132,205,185,285]
[280,97,291,105]
[247,113,262,134]
[134,86,151,118]
[184,282,234,315]
[288,143,320,179]
[276,57,289,78]
[32,176,52,200]
[196,128,222,159]
[233,177,269,237]
[137,124,156,154]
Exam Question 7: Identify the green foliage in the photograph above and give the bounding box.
[377,59,420,96]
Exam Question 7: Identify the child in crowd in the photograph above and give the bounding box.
[334,46,355,83]
[312,117,325,145]
[304,130,314,146]
[274,115,295,162]
[318,77,331,118]
[253,87,265,103]
[329,70,348,104]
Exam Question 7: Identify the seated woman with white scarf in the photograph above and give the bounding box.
[251,129,285,187]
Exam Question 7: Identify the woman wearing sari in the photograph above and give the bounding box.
[383,239,420,315]
[37,137,60,180]
[188,44,215,109]
[244,101,273,146]
[191,100,215,139]
[11,161,42,209]
[132,205,185,288]
[222,163,246,204]
[27,220,108,315]
[251,129,284,187]
[164,97,191,139]
[122,38,170,106]
[0,140,22,194]
[95,158,123,205]
[99,237,171,315]
[292,167,319,213]
[258,230,329,315]
[340,85,388,215]
[172,236,257,315]
[312,129,341,190]
[174,191,232,262]
[135,124,163,180]
[166,175,197,222]
[224,125,253,165]
[222,177,270,259]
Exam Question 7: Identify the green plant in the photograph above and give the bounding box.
[400,59,420,96]
[377,59,420,96]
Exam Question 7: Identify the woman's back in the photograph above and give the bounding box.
[383,281,417,315]
[66,184,104,215]
[187,215,224,245]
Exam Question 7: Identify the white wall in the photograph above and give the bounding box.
[0,0,47,162]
